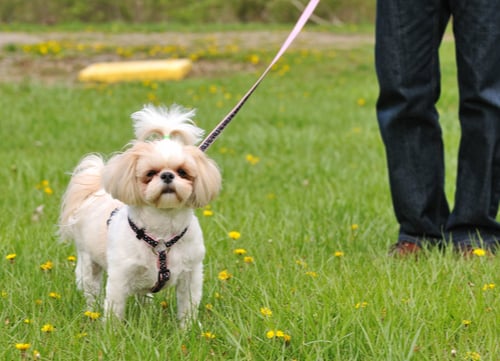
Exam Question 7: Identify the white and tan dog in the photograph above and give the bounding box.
[59,104,221,326]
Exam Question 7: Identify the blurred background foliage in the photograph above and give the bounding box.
[0,0,374,25]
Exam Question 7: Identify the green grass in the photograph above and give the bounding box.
[1,30,499,361]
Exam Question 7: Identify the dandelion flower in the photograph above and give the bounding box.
[67,255,76,262]
[49,292,61,299]
[233,248,247,255]
[41,323,55,333]
[482,283,495,291]
[249,54,260,65]
[15,343,31,351]
[351,224,359,231]
[355,302,368,309]
[205,303,213,311]
[228,231,241,240]
[465,351,481,361]
[201,331,216,339]
[245,154,260,165]
[6,253,17,261]
[266,329,291,343]
[218,269,232,281]
[203,209,214,217]
[305,271,318,278]
[260,307,272,317]
[84,311,101,320]
[462,320,472,327]
[472,248,486,257]
[40,261,53,271]
[334,251,344,257]
[357,98,366,106]
[295,260,307,268]
[244,256,254,264]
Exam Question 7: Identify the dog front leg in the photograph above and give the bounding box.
[103,276,129,320]
[176,263,203,328]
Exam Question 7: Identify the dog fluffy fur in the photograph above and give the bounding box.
[59,104,221,326]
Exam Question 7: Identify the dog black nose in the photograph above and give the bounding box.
[160,171,175,183]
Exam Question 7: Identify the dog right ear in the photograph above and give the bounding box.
[102,144,144,205]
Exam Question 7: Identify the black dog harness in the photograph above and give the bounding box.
[127,217,188,293]
[107,208,188,292]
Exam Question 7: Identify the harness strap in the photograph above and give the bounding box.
[127,216,188,293]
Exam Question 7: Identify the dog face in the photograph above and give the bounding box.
[102,140,221,209]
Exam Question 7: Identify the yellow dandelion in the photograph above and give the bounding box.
[355,302,368,309]
[67,255,76,262]
[233,248,247,255]
[49,292,61,299]
[482,283,495,291]
[283,334,291,343]
[462,320,472,327]
[84,311,101,320]
[201,331,216,339]
[203,209,214,217]
[41,323,55,333]
[6,253,16,261]
[305,271,318,278]
[295,259,307,268]
[465,351,481,361]
[40,261,53,271]
[160,301,168,309]
[351,224,359,231]
[266,193,276,200]
[24,319,32,324]
[266,330,275,339]
[244,256,254,264]
[249,54,260,65]
[218,269,232,281]
[245,154,260,165]
[228,231,241,240]
[334,251,344,257]
[357,98,366,106]
[472,248,486,257]
[15,343,31,351]
[205,303,213,311]
[44,187,53,195]
[260,307,272,317]
[33,350,41,359]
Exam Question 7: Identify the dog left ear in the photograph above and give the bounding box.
[102,143,147,205]
[185,146,222,208]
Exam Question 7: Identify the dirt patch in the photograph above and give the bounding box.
[0,31,373,84]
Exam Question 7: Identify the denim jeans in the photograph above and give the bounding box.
[375,0,500,247]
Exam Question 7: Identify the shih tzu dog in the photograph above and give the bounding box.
[59,104,221,326]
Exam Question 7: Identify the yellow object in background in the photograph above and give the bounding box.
[78,59,192,83]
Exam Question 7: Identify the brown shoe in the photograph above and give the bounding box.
[389,241,421,256]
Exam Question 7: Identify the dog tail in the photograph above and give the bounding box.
[131,104,204,146]
[58,154,106,242]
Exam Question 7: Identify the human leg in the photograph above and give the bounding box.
[446,0,500,250]
[375,0,451,245]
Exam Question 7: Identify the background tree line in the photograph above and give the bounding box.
[0,0,374,25]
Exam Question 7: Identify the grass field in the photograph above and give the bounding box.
[1,26,499,361]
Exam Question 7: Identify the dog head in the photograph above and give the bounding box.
[102,140,221,209]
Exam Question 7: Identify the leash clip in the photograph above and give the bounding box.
[153,241,167,255]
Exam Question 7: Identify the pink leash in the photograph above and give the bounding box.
[199,0,320,152]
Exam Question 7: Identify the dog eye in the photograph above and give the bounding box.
[177,168,189,179]
[146,170,158,178]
